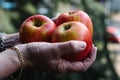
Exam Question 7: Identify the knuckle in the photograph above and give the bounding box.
[69,41,76,49]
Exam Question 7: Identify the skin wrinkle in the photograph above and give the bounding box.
[50,59,67,73]
[4,41,14,48]
[82,59,93,72]
[67,46,97,72]
[52,44,62,59]
[70,62,84,72]
[46,41,87,72]
[56,41,86,56]
[68,41,79,54]
[4,33,20,48]
[41,43,61,72]
[17,41,96,73]
[26,43,36,68]
[50,41,87,73]
[26,43,45,65]
[82,47,97,71]
[26,42,61,71]
[49,41,81,73]
[56,59,66,73]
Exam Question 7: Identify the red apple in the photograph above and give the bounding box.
[52,21,92,61]
[55,10,93,35]
[20,14,56,43]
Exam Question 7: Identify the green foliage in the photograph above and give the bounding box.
[0,8,16,33]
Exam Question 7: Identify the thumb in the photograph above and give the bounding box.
[53,40,86,56]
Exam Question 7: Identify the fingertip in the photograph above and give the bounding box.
[92,44,97,51]
[93,46,97,51]
[90,46,97,57]
[69,41,87,52]
[56,41,87,56]
[79,41,87,50]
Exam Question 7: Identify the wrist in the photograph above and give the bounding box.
[4,48,25,80]
[5,49,22,69]
[0,49,21,78]
[14,44,32,68]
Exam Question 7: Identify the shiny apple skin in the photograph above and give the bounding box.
[52,21,92,61]
[20,15,56,43]
[55,10,93,35]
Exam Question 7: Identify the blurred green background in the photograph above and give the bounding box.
[1,0,120,80]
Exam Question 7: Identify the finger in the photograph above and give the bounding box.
[49,59,73,73]
[51,17,58,22]
[50,59,88,73]
[83,46,97,64]
[79,46,97,71]
[52,46,97,72]
[52,40,86,56]
[88,46,97,62]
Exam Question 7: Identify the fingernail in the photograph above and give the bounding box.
[80,42,86,50]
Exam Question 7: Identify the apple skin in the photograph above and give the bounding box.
[52,21,92,61]
[55,10,93,35]
[20,14,56,43]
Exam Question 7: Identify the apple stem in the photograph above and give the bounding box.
[69,11,76,15]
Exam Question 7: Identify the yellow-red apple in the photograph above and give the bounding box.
[52,21,92,61]
[20,14,56,43]
[55,10,93,35]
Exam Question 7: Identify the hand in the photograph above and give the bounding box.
[16,40,97,73]
[3,33,20,48]
[3,17,57,48]
[2,17,61,48]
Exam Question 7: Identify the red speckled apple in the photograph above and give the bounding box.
[55,10,93,35]
[52,21,92,61]
[20,15,56,43]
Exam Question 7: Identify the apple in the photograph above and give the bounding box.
[20,14,56,43]
[52,21,92,61]
[55,10,93,35]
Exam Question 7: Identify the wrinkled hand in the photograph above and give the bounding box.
[17,40,97,73]
[3,33,20,48]
[2,18,59,48]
